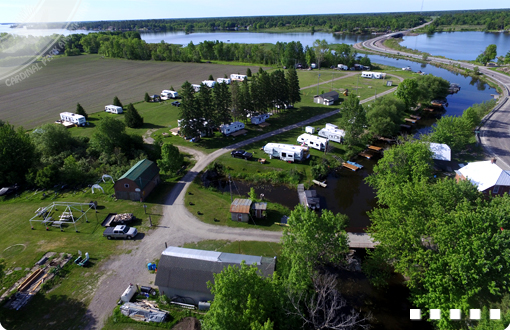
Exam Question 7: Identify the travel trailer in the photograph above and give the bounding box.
[337,64,348,70]
[201,80,216,88]
[191,84,201,92]
[105,105,123,114]
[217,78,231,84]
[220,122,245,135]
[263,143,310,163]
[361,71,387,79]
[318,124,345,143]
[251,113,270,125]
[230,74,247,82]
[297,133,328,151]
[59,112,86,126]
[161,90,178,100]
[305,126,315,134]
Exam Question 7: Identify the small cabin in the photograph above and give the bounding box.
[230,198,252,222]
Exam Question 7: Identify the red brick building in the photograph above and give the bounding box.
[114,159,160,202]
[455,160,510,196]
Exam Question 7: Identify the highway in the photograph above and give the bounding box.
[355,27,510,169]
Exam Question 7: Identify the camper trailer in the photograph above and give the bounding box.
[297,134,328,151]
[361,71,374,78]
[202,80,216,88]
[337,64,348,70]
[191,84,201,92]
[318,124,345,143]
[263,143,310,163]
[217,78,231,85]
[251,113,270,125]
[230,74,247,82]
[220,122,245,135]
[161,90,178,100]
[105,105,123,114]
[60,112,86,126]
[305,126,315,134]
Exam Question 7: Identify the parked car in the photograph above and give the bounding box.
[103,225,138,240]
[231,150,252,160]
[171,101,181,107]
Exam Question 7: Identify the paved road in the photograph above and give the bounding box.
[355,26,510,169]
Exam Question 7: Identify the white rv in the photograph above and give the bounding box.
[305,126,315,134]
[105,105,123,114]
[202,80,216,88]
[230,74,247,82]
[161,90,178,100]
[318,124,345,143]
[60,112,86,126]
[337,64,348,70]
[217,78,231,85]
[220,121,245,135]
[251,113,270,125]
[263,143,310,163]
[191,84,201,92]
[361,71,374,78]
[297,133,328,151]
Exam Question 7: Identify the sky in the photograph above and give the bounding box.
[0,0,508,24]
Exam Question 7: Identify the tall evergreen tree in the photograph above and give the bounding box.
[271,70,288,111]
[179,81,201,138]
[144,92,150,102]
[230,81,242,121]
[197,84,214,136]
[208,74,214,80]
[239,79,252,121]
[286,67,301,106]
[246,68,252,77]
[213,82,232,125]
[250,75,264,114]
[76,103,88,120]
[125,103,144,128]
[257,70,272,113]
[113,96,123,108]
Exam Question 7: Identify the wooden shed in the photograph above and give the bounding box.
[229,198,252,222]
[252,202,267,219]
[114,159,160,202]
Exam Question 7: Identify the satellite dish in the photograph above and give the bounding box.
[135,188,141,192]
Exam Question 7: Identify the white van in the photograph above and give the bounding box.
[105,105,123,114]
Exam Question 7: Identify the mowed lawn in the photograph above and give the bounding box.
[0,55,263,129]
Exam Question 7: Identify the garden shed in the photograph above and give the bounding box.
[252,202,267,219]
[229,198,252,222]
[114,159,160,202]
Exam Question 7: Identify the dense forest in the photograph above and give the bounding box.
[432,9,510,30]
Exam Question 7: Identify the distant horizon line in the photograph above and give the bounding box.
[2,7,510,25]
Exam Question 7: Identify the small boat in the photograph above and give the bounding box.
[347,161,363,169]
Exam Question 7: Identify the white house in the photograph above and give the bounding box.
[217,78,231,85]
[60,112,86,126]
[263,143,310,162]
[297,133,328,151]
[230,74,247,82]
[251,113,270,125]
[455,160,510,196]
[161,90,178,100]
[201,80,216,88]
[429,143,451,161]
[220,121,245,135]
[105,105,123,114]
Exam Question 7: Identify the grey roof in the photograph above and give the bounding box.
[319,91,339,99]
[496,171,510,186]
[155,246,276,295]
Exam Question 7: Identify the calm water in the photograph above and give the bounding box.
[401,31,510,61]
[0,25,92,36]
[140,30,372,47]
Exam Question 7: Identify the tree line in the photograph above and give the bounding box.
[432,9,510,31]
[178,68,300,138]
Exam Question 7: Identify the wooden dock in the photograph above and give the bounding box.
[404,118,417,124]
[358,151,374,159]
[368,145,382,152]
[347,232,377,249]
[409,115,421,120]
[423,107,435,112]
[312,179,327,187]
[297,184,307,207]
[342,162,359,171]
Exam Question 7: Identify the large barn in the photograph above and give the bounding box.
[114,159,160,202]
[155,246,276,305]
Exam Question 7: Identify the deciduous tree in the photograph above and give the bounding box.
[395,78,419,109]
[366,97,405,138]
[0,123,35,186]
[476,44,497,65]
[91,116,129,153]
[157,143,183,173]
[338,94,367,147]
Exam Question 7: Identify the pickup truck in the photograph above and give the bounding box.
[103,225,138,240]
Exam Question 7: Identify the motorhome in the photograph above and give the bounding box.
[230,74,247,82]
[217,78,231,84]
[297,134,328,151]
[202,80,216,88]
[161,90,178,100]
[105,105,123,114]
[263,143,310,163]
[318,124,345,143]
[220,121,245,135]
[59,112,86,126]
[191,84,201,92]
[251,113,270,125]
